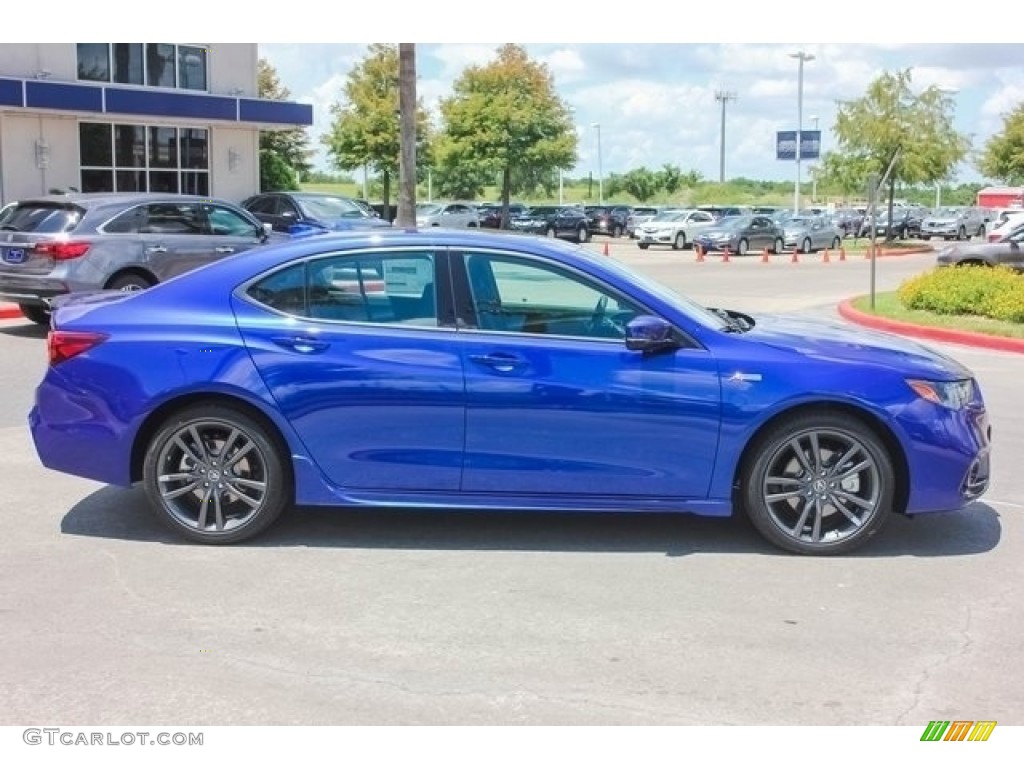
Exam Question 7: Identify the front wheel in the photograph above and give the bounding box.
[612,225,623,238]
[772,238,784,254]
[737,238,749,256]
[957,227,967,241]
[19,304,51,325]
[801,237,812,254]
[545,226,557,238]
[831,236,841,250]
[740,411,894,555]
[638,242,650,250]
[143,405,290,544]
[672,232,686,250]
[577,225,589,244]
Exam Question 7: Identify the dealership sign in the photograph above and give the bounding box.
[776,130,821,160]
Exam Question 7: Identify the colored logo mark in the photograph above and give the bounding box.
[920,720,996,742]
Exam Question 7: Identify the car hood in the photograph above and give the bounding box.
[741,312,973,379]
[697,228,736,239]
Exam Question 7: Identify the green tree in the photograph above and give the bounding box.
[621,167,661,202]
[979,102,1024,185]
[821,69,970,238]
[257,58,312,190]
[437,44,576,227]
[322,44,432,219]
[659,164,684,196]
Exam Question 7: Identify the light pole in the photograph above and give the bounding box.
[790,51,815,214]
[810,115,819,202]
[591,122,603,205]
[715,90,737,183]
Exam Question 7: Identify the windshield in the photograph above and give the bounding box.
[297,196,365,220]
[652,211,686,222]
[416,204,442,216]
[786,217,813,226]
[715,216,751,230]
[527,207,558,216]
[933,207,961,217]
[0,202,83,233]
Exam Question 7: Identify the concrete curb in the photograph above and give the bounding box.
[838,297,1024,354]
[0,303,23,320]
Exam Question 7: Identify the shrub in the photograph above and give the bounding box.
[898,266,1024,323]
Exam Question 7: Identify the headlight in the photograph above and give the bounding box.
[907,378,974,409]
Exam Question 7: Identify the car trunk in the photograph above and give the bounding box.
[0,201,85,275]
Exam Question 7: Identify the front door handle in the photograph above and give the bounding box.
[469,352,525,373]
[271,335,330,354]
[215,246,235,254]
[146,246,167,254]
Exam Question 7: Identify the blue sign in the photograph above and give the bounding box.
[2,247,26,264]
[776,130,821,161]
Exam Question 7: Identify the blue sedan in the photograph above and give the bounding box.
[29,230,991,554]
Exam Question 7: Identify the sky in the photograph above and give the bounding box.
[12,4,1020,187]
[258,36,1024,186]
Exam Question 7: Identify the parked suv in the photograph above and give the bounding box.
[920,206,988,241]
[584,205,633,238]
[242,191,391,234]
[0,193,272,325]
[509,205,590,243]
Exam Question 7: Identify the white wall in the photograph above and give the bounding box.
[211,126,260,203]
[0,114,81,201]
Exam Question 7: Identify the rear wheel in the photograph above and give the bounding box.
[957,226,967,241]
[143,404,290,544]
[638,242,650,250]
[831,236,841,250]
[740,411,895,555]
[108,273,154,292]
[19,304,51,325]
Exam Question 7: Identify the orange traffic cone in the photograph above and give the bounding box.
[761,247,770,263]
[839,246,847,261]
[823,248,830,263]
[791,247,799,264]
[602,240,610,257]
[722,246,731,263]
[696,244,705,262]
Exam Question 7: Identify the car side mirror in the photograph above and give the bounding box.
[262,222,273,238]
[625,315,678,353]
[281,210,297,219]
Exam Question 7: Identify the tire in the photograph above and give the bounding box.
[638,242,650,250]
[19,304,51,325]
[577,225,589,244]
[467,222,478,228]
[740,411,894,555]
[737,238,749,256]
[801,237,811,254]
[108,273,154,292]
[772,238,784,254]
[977,226,986,239]
[546,226,556,238]
[672,231,686,251]
[831,237,841,250]
[612,225,623,238]
[900,226,909,240]
[143,404,289,544]
[957,226,967,241]
[922,235,931,241]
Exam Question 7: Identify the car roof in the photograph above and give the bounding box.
[11,192,237,209]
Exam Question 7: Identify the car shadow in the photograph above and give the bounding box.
[0,321,47,339]
[59,485,1002,558]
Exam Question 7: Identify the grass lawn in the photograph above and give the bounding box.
[851,292,1024,339]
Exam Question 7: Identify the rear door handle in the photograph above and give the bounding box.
[215,246,235,254]
[469,352,525,373]
[271,335,330,354]
[146,246,167,254]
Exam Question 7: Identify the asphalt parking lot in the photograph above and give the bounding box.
[1,241,1022,725]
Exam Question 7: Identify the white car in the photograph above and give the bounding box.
[415,202,480,228]
[987,210,1024,242]
[636,209,716,250]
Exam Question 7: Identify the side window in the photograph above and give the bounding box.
[204,205,258,237]
[462,253,641,339]
[244,196,275,215]
[142,203,205,234]
[103,206,146,234]
[277,198,300,218]
[247,263,307,315]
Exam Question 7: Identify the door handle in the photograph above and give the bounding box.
[215,246,235,254]
[146,246,167,254]
[469,352,525,373]
[271,335,330,354]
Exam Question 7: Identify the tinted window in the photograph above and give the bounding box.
[248,264,307,315]
[204,205,257,237]
[112,43,144,85]
[0,204,83,234]
[244,196,276,215]
[142,203,204,234]
[77,43,110,81]
[103,206,146,234]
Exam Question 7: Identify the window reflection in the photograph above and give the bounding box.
[178,46,207,91]
[146,43,176,88]
[112,43,144,85]
[80,122,209,195]
[77,43,109,82]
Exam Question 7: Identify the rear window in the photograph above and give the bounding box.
[0,203,84,234]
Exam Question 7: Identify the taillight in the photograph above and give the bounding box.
[988,234,1001,242]
[47,330,107,365]
[34,241,91,260]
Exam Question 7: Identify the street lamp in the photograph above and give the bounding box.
[810,115,819,202]
[790,51,815,213]
[591,122,603,206]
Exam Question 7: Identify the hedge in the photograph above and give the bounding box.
[898,265,1024,323]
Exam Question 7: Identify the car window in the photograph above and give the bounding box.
[248,252,438,326]
[0,203,83,234]
[204,205,258,237]
[244,196,276,215]
[461,253,642,340]
[102,205,146,234]
[142,202,206,235]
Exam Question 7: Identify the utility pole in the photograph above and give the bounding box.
[715,90,737,183]
[790,50,815,214]
[396,43,417,228]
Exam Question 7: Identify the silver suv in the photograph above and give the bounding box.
[0,193,271,324]
[920,206,988,241]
